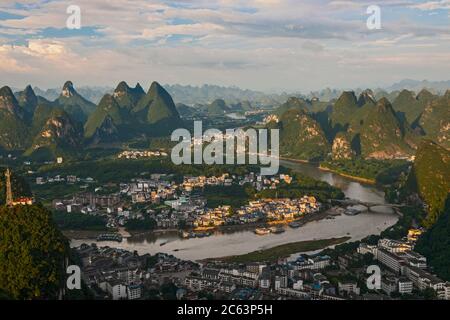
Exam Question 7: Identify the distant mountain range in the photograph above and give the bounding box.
[1,79,448,163]
[17,79,449,107]
[385,79,450,94]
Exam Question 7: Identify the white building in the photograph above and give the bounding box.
[376,248,404,273]
[100,280,127,300]
[127,284,142,300]
[398,279,413,295]
[381,277,397,295]
[338,282,360,295]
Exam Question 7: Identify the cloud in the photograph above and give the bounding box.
[0,0,449,91]
[410,0,450,10]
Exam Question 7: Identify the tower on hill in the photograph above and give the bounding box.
[5,168,13,207]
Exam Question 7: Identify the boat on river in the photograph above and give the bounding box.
[270,226,285,234]
[288,222,301,228]
[96,233,123,242]
[344,208,362,216]
[254,227,271,235]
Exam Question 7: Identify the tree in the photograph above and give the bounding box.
[0,204,69,299]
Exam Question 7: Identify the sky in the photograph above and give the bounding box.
[0,0,449,93]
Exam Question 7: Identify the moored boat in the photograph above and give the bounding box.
[254,227,271,235]
[96,233,123,242]
[288,222,301,228]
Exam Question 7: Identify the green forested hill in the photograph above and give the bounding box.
[278,109,330,161]
[55,81,96,123]
[359,98,418,159]
[275,97,310,116]
[407,140,450,226]
[84,94,124,139]
[418,94,450,149]
[26,109,84,160]
[415,197,450,281]
[0,204,68,299]
[329,91,358,130]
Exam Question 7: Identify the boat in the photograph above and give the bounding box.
[180,231,190,239]
[254,227,271,235]
[96,233,123,242]
[160,241,168,246]
[344,208,362,216]
[270,226,285,234]
[288,222,301,229]
[273,226,285,234]
[195,232,212,238]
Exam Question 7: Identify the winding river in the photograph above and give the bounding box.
[70,160,398,260]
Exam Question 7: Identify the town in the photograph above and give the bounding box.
[45,171,320,233]
[73,231,450,300]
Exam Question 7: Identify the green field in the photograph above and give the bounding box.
[214,236,351,263]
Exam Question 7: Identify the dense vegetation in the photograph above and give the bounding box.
[380,206,425,240]
[36,158,265,183]
[415,197,450,281]
[321,158,409,183]
[218,237,351,263]
[0,204,68,299]
[278,108,330,161]
[204,184,255,208]
[257,173,344,202]
[406,140,450,226]
[52,211,108,231]
[125,217,157,231]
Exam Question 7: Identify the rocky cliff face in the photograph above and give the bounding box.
[0,86,23,117]
[30,110,83,151]
[332,133,355,160]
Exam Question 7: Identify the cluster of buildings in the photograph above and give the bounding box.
[117,150,168,159]
[177,237,450,300]
[121,178,177,204]
[74,244,198,300]
[36,175,94,185]
[358,238,450,299]
[242,197,320,222]
[182,173,293,192]
[182,255,344,300]
[71,229,449,301]
[51,170,309,232]
[193,196,320,228]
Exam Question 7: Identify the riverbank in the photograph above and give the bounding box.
[65,206,340,240]
[279,157,311,165]
[318,165,377,185]
[280,157,377,185]
[62,230,105,239]
[205,236,351,263]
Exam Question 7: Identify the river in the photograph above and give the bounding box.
[70,160,398,260]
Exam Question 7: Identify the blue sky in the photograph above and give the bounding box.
[0,0,449,92]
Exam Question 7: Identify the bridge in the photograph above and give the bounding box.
[329,199,405,213]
